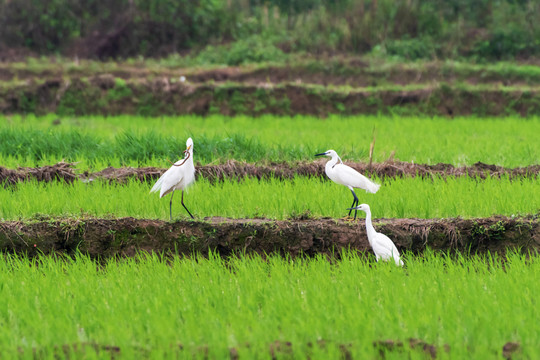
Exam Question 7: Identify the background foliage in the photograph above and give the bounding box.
[1,0,539,61]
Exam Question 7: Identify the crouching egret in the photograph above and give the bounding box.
[150,137,195,220]
[315,150,380,219]
[348,203,403,266]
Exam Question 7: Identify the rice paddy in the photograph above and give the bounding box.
[1,252,539,358]
[1,114,539,168]
[1,175,538,221]
[0,113,538,359]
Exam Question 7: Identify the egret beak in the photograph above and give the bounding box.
[346,207,359,210]
[315,152,327,156]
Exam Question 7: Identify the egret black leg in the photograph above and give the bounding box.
[181,190,194,219]
[347,197,357,217]
[350,189,359,220]
[169,191,175,220]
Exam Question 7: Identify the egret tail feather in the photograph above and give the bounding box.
[365,181,381,194]
[150,176,164,194]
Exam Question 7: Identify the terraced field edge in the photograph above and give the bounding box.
[1,161,538,185]
[5,79,540,116]
[0,216,537,258]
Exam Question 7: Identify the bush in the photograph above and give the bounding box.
[0,0,539,61]
[471,29,540,60]
[0,0,238,57]
[384,36,439,60]
[193,36,287,66]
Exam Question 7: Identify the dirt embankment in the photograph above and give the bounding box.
[3,59,540,116]
[0,216,537,259]
[0,61,538,87]
[3,77,540,117]
[0,162,77,186]
[1,161,538,186]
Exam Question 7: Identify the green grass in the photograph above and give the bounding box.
[1,176,538,220]
[6,57,540,83]
[1,252,539,358]
[1,114,539,169]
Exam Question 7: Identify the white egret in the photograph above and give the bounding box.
[315,149,380,219]
[348,203,403,266]
[150,137,195,220]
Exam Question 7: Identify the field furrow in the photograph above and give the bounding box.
[3,60,540,117]
[0,216,537,258]
[5,80,540,117]
[1,161,539,185]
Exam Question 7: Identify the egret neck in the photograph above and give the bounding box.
[363,207,376,247]
[325,152,343,170]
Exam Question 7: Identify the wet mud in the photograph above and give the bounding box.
[1,160,538,186]
[0,215,537,259]
[25,338,523,359]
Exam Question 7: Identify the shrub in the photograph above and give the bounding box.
[193,36,287,66]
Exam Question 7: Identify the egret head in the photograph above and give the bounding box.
[185,137,193,152]
[315,150,338,158]
[347,203,370,212]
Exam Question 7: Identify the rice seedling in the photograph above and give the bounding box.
[1,176,537,220]
[0,251,539,359]
[0,114,538,168]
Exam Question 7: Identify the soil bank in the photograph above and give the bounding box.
[0,216,537,259]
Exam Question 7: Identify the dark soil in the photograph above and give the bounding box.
[194,160,540,182]
[373,338,450,359]
[0,215,537,259]
[1,161,538,186]
[27,338,522,359]
[0,162,78,186]
[3,77,540,116]
[3,59,540,116]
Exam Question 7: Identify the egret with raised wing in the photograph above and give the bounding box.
[315,149,380,219]
[348,203,403,266]
[150,137,195,220]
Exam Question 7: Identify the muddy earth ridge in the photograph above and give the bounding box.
[0,215,537,258]
[1,160,538,186]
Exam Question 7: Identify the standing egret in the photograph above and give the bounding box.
[348,203,403,266]
[150,137,195,220]
[315,150,380,219]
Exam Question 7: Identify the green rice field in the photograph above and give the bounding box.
[1,176,538,220]
[1,252,539,358]
[1,115,539,168]
[1,113,539,359]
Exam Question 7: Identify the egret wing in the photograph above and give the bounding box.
[372,233,401,261]
[333,164,380,193]
[150,171,167,193]
[150,162,185,197]
[158,166,186,198]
